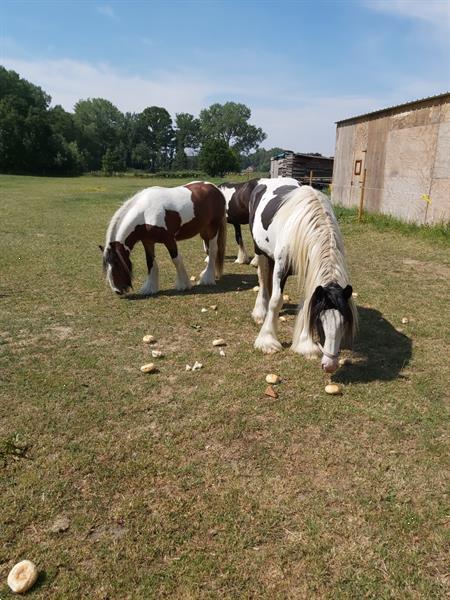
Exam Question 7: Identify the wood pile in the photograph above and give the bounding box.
[271,152,333,187]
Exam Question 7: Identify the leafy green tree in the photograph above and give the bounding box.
[48,105,77,142]
[131,141,151,170]
[73,98,125,170]
[173,112,200,170]
[0,66,56,173]
[199,102,266,154]
[199,139,240,177]
[52,136,85,175]
[241,147,286,173]
[175,112,200,150]
[134,106,174,171]
[101,144,127,175]
[102,148,115,175]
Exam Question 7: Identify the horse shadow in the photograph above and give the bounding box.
[124,273,258,300]
[333,306,412,384]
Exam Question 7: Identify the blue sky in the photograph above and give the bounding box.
[1,0,449,154]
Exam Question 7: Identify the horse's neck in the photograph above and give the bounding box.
[111,206,145,249]
[309,229,346,289]
[276,186,349,293]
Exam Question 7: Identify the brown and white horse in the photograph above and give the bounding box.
[219,177,300,265]
[101,182,227,295]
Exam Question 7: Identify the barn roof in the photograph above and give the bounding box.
[336,91,450,126]
[272,151,334,161]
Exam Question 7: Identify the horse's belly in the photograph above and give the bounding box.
[252,221,276,258]
[175,218,202,240]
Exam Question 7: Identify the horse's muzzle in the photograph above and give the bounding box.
[321,357,339,373]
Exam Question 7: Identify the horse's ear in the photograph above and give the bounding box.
[99,245,104,253]
[313,285,324,301]
[343,284,353,300]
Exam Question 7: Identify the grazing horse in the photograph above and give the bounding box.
[249,180,357,373]
[101,182,227,295]
[219,177,300,265]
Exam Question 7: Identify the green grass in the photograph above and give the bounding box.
[333,204,449,244]
[1,174,449,599]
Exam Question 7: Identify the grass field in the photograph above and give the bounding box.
[1,174,449,599]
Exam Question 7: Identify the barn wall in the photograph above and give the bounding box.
[331,97,450,224]
[429,105,450,223]
[381,122,438,222]
[364,117,388,212]
[331,123,355,207]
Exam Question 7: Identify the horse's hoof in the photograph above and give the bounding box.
[198,273,216,286]
[291,344,320,359]
[251,310,267,325]
[139,287,158,295]
[254,335,282,354]
[234,257,250,265]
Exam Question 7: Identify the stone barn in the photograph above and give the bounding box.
[331,92,450,224]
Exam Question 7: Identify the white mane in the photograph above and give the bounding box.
[105,192,141,246]
[276,186,357,342]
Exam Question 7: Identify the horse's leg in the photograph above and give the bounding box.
[254,257,284,353]
[203,239,209,263]
[165,238,192,291]
[250,240,259,267]
[234,223,250,264]
[251,254,271,325]
[139,240,159,295]
[198,232,218,286]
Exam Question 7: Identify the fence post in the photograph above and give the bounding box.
[358,168,367,222]
[309,170,313,186]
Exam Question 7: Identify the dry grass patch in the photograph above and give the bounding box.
[0,175,449,598]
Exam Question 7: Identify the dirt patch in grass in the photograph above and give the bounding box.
[402,258,450,280]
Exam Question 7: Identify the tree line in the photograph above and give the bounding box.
[0,66,288,177]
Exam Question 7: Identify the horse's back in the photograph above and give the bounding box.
[249,177,302,256]
[112,182,223,243]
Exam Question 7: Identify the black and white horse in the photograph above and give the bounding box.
[249,179,357,373]
[219,177,300,265]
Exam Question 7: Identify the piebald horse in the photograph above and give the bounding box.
[101,182,227,295]
[219,177,300,264]
[249,179,357,373]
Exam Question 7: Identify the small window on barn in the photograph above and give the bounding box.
[354,160,362,176]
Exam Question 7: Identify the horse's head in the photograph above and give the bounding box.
[100,242,133,295]
[309,283,356,373]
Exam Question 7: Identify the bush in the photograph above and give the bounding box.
[198,139,240,177]
[149,170,206,179]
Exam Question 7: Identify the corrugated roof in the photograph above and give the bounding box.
[336,91,450,125]
[273,151,333,160]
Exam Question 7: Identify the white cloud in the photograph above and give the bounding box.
[140,37,155,47]
[1,56,214,115]
[254,96,379,155]
[2,55,446,155]
[2,55,349,152]
[363,0,450,31]
[96,5,117,20]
